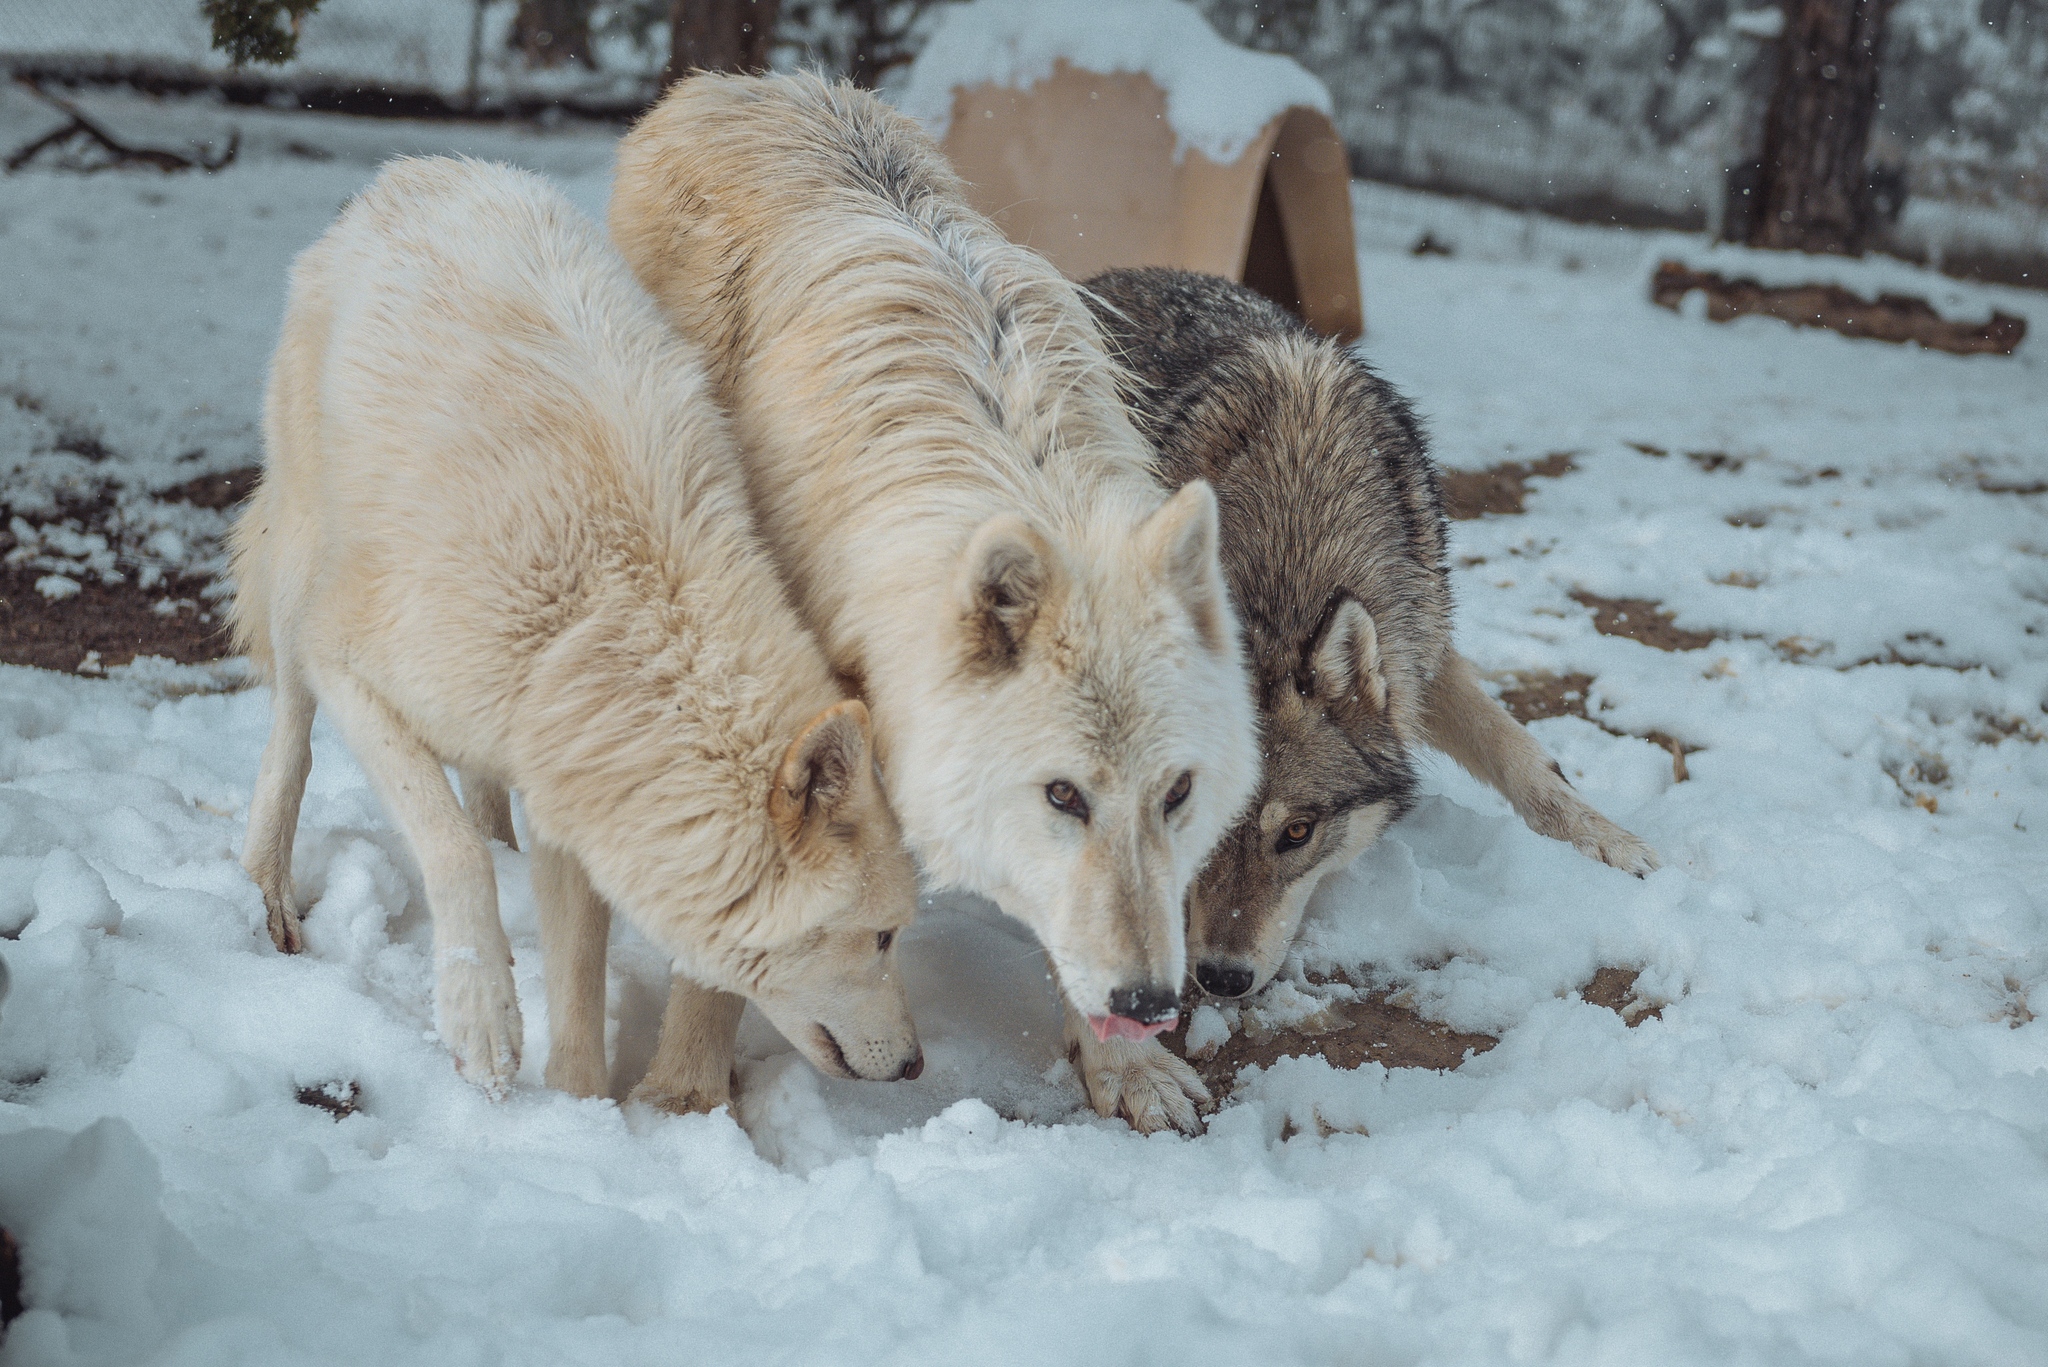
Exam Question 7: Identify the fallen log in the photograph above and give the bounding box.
[1651,260,2026,357]
[6,77,238,174]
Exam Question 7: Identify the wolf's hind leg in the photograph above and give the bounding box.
[244,660,317,954]
[317,668,523,1096]
[461,771,519,851]
[1062,998,1210,1135]
[631,977,744,1116]
[534,840,610,1098]
[1422,650,1660,875]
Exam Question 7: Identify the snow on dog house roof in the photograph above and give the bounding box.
[897,0,1363,342]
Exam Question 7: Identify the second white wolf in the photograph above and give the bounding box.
[230,157,921,1102]
[610,75,1260,1132]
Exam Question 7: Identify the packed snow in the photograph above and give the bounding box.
[2,88,2047,1367]
[896,0,1330,162]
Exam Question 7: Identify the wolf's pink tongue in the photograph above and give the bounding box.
[1087,1013,1176,1043]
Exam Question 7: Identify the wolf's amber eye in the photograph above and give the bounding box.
[1164,771,1193,813]
[1045,779,1089,822]
[876,930,894,954]
[1277,818,1316,852]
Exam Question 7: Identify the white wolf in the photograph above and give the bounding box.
[230,157,922,1102]
[609,74,1259,1133]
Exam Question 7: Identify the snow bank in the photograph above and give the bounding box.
[895,0,1330,162]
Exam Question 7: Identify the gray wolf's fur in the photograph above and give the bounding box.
[610,76,1260,1132]
[1086,267,1660,997]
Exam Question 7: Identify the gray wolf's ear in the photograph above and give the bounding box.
[1141,480,1229,652]
[958,514,1058,672]
[1305,591,1387,712]
[770,699,872,852]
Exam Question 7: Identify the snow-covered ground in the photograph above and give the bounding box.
[2,91,2046,1367]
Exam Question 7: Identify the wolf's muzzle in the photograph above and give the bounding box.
[1195,960,1255,998]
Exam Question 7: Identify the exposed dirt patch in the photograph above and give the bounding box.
[156,465,261,510]
[1569,590,1721,651]
[295,1080,362,1120]
[1643,731,1699,782]
[1496,671,1597,724]
[1977,713,2046,745]
[1161,988,1500,1109]
[0,1224,20,1329]
[0,568,225,672]
[1440,452,1577,520]
[1978,476,2048,496]
[0,464,256,672]
[2002,978,2035,1028]
[1686,450,1744,473]
[1491,670,1699,781]
[1651,260,2029,357]
[1578,966,1664,1024]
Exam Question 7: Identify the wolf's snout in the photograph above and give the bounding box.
[814,1024,924,1081]
[1195,960,1256,999]
[1108,982,1179,1024]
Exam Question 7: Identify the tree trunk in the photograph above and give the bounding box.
[839,1,934,89]
[665,0,781,85]
[1747,0,1894,255]
[509,0,595,70]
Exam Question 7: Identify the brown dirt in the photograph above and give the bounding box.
[1495,671,1597,724]
[0,464,256,673]
[1440,452,1577,520]
[1491,670,1698,781]
[1160,988,1500,1109]
[1651,260,2029,357]
[0,1225,19,1329]
[1160,964,1669,1110]
[295,1080,362,1120]
[155,465,261,510]
[0,568,226,672]
[1569,590,1721,651]
[1578,966,1664,1024]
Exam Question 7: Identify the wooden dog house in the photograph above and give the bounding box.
[937,60,1364,342]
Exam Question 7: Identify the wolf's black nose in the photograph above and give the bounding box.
[1107,982,1180,1023]
[1195,961,1255,998]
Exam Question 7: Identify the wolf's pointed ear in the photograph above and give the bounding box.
[1141,480,1230,653]
[770,700,872,852]
[958,514,1059,673]
[1305,592,1387,713]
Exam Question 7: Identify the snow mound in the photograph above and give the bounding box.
[895,0,1331,162]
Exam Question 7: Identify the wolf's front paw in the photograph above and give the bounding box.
[251,870,303,955]
[436,950,522,1098]
[1572,813,1661,877]
[627,1075,731,1117]
[264,892,304,955]
[1074,1035,1210,1134]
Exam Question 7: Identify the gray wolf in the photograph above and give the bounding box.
[1085,267,1660,1000]
[609,74,1259,1132]
[230,156,921,1100]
